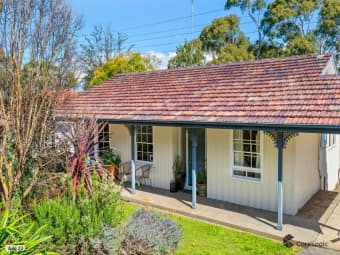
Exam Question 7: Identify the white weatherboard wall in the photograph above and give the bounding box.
[326,135,340,190]
[294,133,320,212]
[110,124,179,190]
[206,129,320,215]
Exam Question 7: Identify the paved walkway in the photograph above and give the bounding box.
[121,185,340,251]
[298,247,340,255]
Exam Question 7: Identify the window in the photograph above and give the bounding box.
[136,125,153,162]
[232,130,262,181]
[327,134,336,148]
[98,124,110,157]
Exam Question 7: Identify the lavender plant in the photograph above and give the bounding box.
[121,208,182,255]
[89,225,119,255]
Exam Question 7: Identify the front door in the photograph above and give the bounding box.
[187,128,205,187]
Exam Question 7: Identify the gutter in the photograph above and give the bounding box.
[94,118,340,134]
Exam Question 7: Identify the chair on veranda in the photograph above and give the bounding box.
[138,164,152,186]
[119,161,152,187]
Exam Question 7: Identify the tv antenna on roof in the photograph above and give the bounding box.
[191,0,194,40]
[190,0,194,65]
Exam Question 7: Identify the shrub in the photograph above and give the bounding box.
[0,209,54,255]
[121,208,182,255]
[89,225,119,255]
[33,180,123,254]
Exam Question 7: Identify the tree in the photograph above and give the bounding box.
[225,0,269,59]
[168,15,254,68]
[168,39,204,69]
[79,25,131,89]
[22,61,78,88]
[199,15,254,63]
[213,38,254,63]
[0,0,81,207]
[261,0,319,55]
[316,0,340,53]
[89,52,157,88]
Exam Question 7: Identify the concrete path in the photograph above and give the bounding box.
[121,185,340,251]
[298,247,340,255]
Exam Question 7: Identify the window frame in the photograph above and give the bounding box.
[135,125,154,164]
[327,134,336,149]
[230,130,264,183]
[98,123,111,158]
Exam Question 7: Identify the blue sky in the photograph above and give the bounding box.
[70,0,258,67]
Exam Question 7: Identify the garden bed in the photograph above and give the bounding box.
[122,203,297,255]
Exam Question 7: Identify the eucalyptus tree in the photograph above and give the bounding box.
[225,0,269,59]
[261,0,320,55]
[168,15,254,68]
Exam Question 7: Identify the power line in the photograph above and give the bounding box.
[129,21,320,51]
[127,30,202,44]
[127,22,210,39]
[116,8,225,31]
[131,30,260,49]
[126,20,260,45]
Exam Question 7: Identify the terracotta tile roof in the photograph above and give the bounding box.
[56,54,340,129]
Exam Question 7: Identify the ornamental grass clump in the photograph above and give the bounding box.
[121,208,182,255]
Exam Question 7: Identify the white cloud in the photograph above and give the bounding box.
[145,51,176,70]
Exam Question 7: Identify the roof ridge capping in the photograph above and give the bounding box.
[320,53,339,76]
[110,53,333,77]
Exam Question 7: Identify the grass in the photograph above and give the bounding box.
[120,203,297,255]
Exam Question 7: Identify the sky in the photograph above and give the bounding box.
[70,0,258,68]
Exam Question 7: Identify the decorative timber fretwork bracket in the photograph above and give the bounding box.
[264,131,299,148]
[263,131,298,231]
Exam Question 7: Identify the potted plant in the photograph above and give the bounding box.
[101,148,121,179]
[170,179,177,193]
[197,168,207,197]
[172,156,185,190]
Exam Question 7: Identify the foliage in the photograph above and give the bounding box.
[22,61,78,89]
[0,0,81,207]
[317,0,340,52]
[58,117,108,202]
[171,0,339,67]
[88,52,156,88]
[168,39,204,68]
[262,0,319,40]
[225,0,268,59]
[200,15,245,52]
[79,25,131,88]
[0,209,55,255]
[33,178,123,255]
[101,148,121,166]
[89,225,119,255]
[121,208,182,255]
[118,204,295,255]
[197,169,207,185]
[213,39,255,64]
[169,15,254,68]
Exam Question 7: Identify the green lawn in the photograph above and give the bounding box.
[121,203,297,255]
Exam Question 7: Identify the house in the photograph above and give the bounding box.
[56,54,340,230]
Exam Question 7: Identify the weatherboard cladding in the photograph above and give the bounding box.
[56,54,340,127]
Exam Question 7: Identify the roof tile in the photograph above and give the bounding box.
[56,54,340,127]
